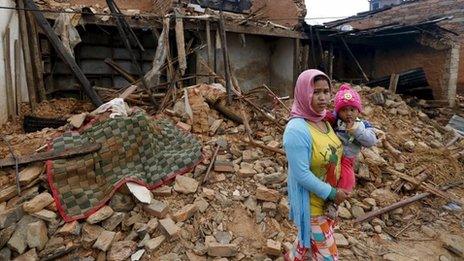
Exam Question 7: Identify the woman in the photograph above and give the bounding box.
[283,69,349,261]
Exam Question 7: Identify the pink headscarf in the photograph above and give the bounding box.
[290,69,331,122]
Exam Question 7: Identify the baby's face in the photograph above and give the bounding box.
[338,106,359,123]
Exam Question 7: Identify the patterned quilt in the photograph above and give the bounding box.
[46,112,202,221]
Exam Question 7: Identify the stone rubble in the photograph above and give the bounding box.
[0,84,464,260]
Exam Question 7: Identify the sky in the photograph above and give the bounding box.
[305,0,370,25]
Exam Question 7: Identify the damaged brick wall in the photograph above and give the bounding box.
[250,0,306,28]
[67,0,173,15]
[335,0,464,92]
[373,42,449,100]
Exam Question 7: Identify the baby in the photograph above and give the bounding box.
[325,83,378,218]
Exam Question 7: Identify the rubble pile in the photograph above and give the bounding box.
[0,83,463,260]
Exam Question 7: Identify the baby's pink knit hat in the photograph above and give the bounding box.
[334,83,362,113]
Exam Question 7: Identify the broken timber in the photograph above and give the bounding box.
[386,167,464,206]
[340,37,369,82]
[104,58,137,84]
[24,0,102,106]
[0,143,102,168]
[205,97,243,124]
[355,181,464,223]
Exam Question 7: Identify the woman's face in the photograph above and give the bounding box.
[311,79,331,113]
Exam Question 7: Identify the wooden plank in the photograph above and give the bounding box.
[17,0,37,111]
[14,40,22,116]
[0,143,101,168]
[389,73,400,94]
[26,11,46,102]
[24,0,102,107]
[3,27,15,119]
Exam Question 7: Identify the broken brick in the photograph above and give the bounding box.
[173,204,198,222]
[159,218,180,238]
[143,200,169,218]
[255,186,280,202]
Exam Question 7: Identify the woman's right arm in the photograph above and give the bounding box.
[283,125,336,201]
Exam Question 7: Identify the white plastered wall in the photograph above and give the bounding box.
[0,0,29,125]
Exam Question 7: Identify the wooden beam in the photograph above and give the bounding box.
[26,11,46,102]
[17,0,37,111]
[204,97,243,124]
[223,23,304,39]
[0,143,101,168]
[341,37,369,82]
[24,0,103,106]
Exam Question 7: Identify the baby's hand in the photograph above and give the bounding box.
[346,121,360,134]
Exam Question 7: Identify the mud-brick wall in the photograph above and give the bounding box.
[372,42,449,100]
[197,32,295,96]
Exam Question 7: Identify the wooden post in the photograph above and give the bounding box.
[302,44,309,71]
[315,28,324,64]
[17,0,37,111]
[175,13,187,76]
[341,37,369,82]
[24,0,103,106]
[14,40,22,115]
[26,11,46,101]
[389,73,400,94]
[206,20,213,83]
[3,27,15,119]
[328,43,334,79]
[293,38,301,88]
[218,15,233,104]
[309,25,317,67]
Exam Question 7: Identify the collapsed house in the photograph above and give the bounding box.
[308,0,463,106]
[0,0,308,125]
